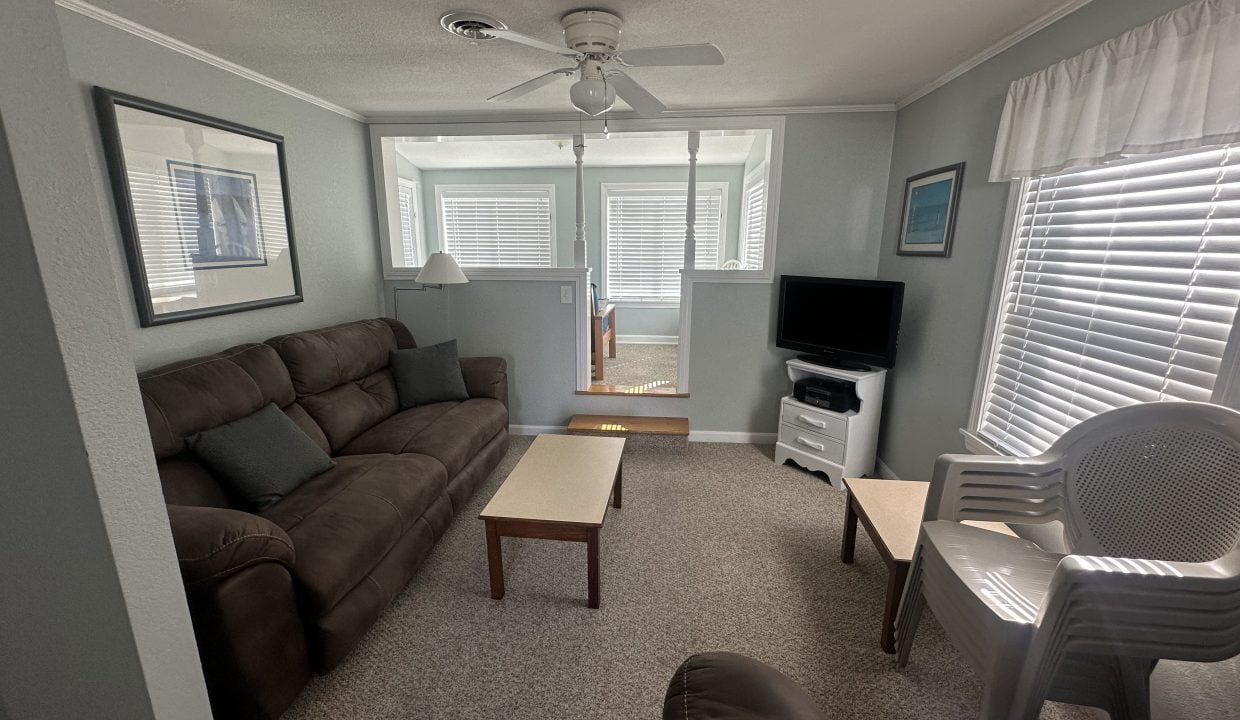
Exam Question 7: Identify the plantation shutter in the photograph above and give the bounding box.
[397,179,419,266]
[978,144,1240,456]
[605,185,723,303]
[438,186,553,267]
[739,167,767,269]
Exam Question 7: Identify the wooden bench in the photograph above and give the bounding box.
[568,414,689,447]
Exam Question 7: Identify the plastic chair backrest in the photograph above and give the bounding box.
[1050,402,1240,562]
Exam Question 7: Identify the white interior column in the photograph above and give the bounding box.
[573,133,586,268]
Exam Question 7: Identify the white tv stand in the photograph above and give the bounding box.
[774,358,887,489]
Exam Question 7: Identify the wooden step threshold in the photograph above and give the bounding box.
[568,414,690,438]
[576,383,688,398]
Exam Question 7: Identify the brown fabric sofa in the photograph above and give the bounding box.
[664,652,826,720]
[139,318,509,719]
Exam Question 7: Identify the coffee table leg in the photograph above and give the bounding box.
[841,495,858,564]
[881,561,910,653]
[485,520,505,600]
[586,527,600,609]
[612,461,622,509]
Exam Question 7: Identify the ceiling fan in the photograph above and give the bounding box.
[474,9,724,117]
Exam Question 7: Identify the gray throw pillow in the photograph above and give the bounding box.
[390,340,469,409]
[190,403,335,511]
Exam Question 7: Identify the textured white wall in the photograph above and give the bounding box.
[0,1,210,717]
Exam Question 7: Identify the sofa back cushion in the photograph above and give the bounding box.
[266,318,416,452]
[139,343,330,508]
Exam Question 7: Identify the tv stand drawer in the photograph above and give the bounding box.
[780,401,847,441]
[779,424,845,465]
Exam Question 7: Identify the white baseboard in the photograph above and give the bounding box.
[876,457,901,479]
[688,430,778,444]
[509,424,568,436]
[508,425,775,444]
[616,334,678,345]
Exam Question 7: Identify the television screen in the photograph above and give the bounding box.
[777,276,904,368]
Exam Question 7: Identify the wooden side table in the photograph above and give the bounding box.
[841,477,1015,653]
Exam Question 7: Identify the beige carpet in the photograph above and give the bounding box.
[282,436,1101,720]
[599,343,678,390]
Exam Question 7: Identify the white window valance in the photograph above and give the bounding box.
[989,0,1240,182]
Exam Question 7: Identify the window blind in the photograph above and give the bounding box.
[978,144,1240,456]
[134,168,198,301]
[739,167,767,269]
[397,179,419,267]
[604,185,723,303]
[438,186,553,267]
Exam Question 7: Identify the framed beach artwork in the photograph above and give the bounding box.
[896,162,965,257]
[93,87,302,327]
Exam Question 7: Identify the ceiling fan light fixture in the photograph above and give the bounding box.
[569,75,615,116]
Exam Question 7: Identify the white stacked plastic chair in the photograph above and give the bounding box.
[894,401,1240,720]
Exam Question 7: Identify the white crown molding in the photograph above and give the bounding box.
[366,104,895,125]
[55,0,366,122]
[896,0,1095,109]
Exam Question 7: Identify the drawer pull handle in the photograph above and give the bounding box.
[797,414,827,429]
[795,436,825,451]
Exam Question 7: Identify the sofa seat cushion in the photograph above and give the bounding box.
[259,453,446,617]
[338,398,507,476]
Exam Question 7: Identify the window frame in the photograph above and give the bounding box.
[966,171,1240,456]
[371,116,783,283]
[738,162,769,270]
[600,181,728,307]
[395,177,421,267]
[434,183,557,269]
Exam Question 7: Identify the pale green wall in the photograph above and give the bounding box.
[872,0,1239,712]
[873,0,1193,478]
[58,9,382,370]
[390,111,897,432]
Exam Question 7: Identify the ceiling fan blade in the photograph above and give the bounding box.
[487,29,575,56]
[606,71,667,116]
[616,43,725,67]
[487,68,576,103]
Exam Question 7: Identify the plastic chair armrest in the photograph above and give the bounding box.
[926,452,1065,524]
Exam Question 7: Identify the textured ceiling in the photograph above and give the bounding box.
[82,0,1080,117]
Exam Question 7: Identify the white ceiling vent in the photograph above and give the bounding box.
[439,12,507,41]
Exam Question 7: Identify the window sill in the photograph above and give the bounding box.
[959,427,1002,455]
[681,268,773,283]
[385,267,588,282]
[611,301,680,309]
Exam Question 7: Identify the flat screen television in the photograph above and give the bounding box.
[776,275,905,370]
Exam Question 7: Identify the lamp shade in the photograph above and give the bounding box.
[570,76,615,117]
[415,252,469,285]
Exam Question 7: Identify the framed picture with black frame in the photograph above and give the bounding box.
[93,87,302,327]
[896,162,965,257]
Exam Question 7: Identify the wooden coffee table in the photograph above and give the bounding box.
[841,477,1016,653]
[479,434,625,609]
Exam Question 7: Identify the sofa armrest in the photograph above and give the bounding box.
[664,652,825,720]
[459,356,508,409]
[167,504,295,587]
